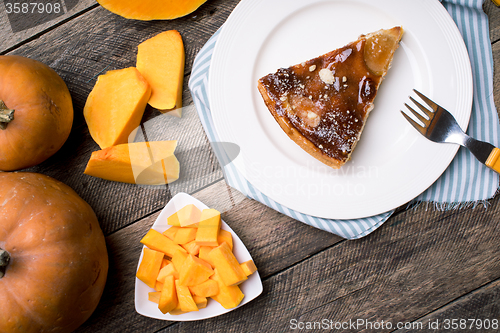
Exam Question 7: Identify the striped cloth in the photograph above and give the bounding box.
[188,0,499,239]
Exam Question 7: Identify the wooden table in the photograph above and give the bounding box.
[2,1,500,332]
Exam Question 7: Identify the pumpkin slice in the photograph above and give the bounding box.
[137,30,185,115]
[84,141,179,185]
[97,0,208,20]
[195,208,221,247]
[159,275,178,314]
[84,67,151,149]
[208,242,247,286]
[136,248,164,289]
[210,268,244,309]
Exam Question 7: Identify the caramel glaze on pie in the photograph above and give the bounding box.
[258,26,403,168]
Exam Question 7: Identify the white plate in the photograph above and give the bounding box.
[209,0,472,219]
[134,193,263,321]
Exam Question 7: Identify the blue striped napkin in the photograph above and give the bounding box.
[188,0,499,239]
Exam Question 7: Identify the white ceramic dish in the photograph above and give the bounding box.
[134,192,263,321]
[209,0,472,219]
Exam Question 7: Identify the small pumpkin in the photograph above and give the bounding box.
[0,55,73,171]
[0,172,108,333]
[96,0,208,20]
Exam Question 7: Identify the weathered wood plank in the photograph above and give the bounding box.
[394,279,500,332]
[6,0,241,234]
[74,179,342,332]
[153,196,500,333]
[484,0,500,43]
[0,0,96,53]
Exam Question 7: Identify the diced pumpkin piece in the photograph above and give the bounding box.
[162,226,180,241]
[175,280,198,312]
[178,254,214,286]
[218,229,233,250]
[171,249,188,272]
[195,208,221,247]
[140,229,186,257]
[96,0,208,21]
[157,262,179,282]
[148,291,161,304]
[209,242,247,286]
[160,258,171,269]
[181,240,200,256]
[154,281,163,292]
[189,278,219,297]
[240,260,257,276]
[174,227,197,244]
[167,204,202,227]
[198,246,214,268]
[137,30,185,114]
[193,295,207,309]
[84,67,151,149]
[169,295,207,315]
[84,141,179,185]
[159,275,178,314]
[210,268,244,309]
[136,247,164,288]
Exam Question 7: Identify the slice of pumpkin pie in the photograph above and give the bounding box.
[257,26,403,168]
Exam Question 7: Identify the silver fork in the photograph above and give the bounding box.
[401,89,500,173]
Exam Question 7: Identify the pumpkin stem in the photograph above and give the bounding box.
[0,248,9,278]
[0,100,15,130]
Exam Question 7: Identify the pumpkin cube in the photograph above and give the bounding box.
[171,249,188,272]
[175,280,198,312]
[154,281,163,292]
[178,254,214,286]
[160,258,171,269]
[162,226,180,241]
[210,268,244,309]
[167,204,201,227]
[159,275,178,314]
[193,295,207,309]
[240,260,257,276]
[148,291,161,304]
[181,240,200,255]
[136,247,164,288]
[174,227,197,244]
[198,246,214,267]
[189,278,219,297]
[157,262,179,282]
[195,209,221,247]
[218,229,233,250]
[169,295,207,315]
[140,229,186,257]
[208,242,247,286]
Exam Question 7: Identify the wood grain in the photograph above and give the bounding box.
[6,0,240,234]
[74,179,342,332]
[0,0,96,53]
[75,176,500,332]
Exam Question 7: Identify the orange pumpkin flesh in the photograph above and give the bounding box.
[96,0,208,20]
[0,172,108,333]
[0,55,73,171]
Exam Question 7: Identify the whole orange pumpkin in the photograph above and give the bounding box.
[0,172,108,333]
[0,55,73,171]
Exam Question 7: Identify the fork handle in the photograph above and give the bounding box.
[485,148,500,173]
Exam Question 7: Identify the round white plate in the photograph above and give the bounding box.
[134,193,263,321]
[209,0,472,219]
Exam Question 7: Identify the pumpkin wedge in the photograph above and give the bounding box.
[96,0,208,21]
[137,30,185,115]
[84,67,151,149]
[84,141,179,185]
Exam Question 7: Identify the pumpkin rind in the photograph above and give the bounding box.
[0,172,108,333]
[0,55,74,171]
